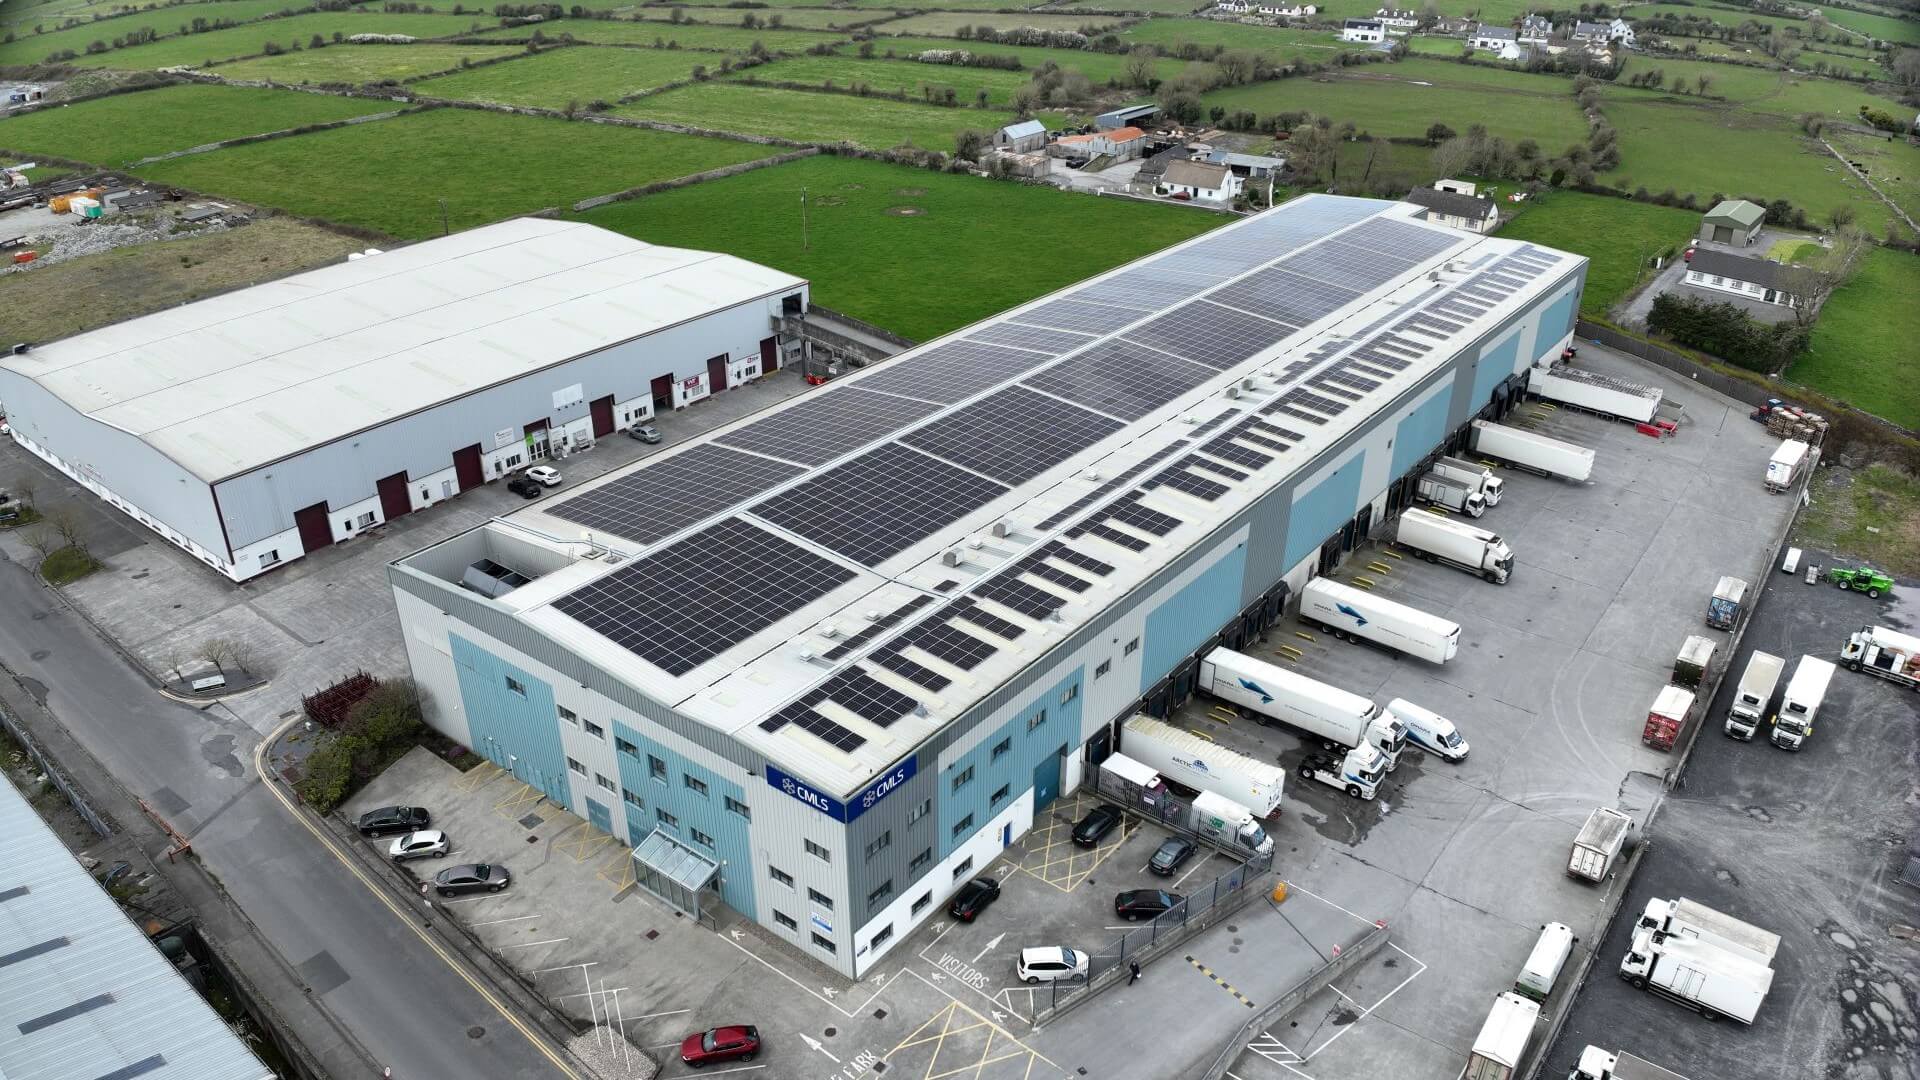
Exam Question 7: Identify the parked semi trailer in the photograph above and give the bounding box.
[1120,714,1286,817]
[1469,420,1594,483]
[1724,651,1785,740]
[1618,924,1773,1024]
[1457,992,1540,1080]
[1431,456,1504,506]
[1415,471,1486,517]
[1570,1046,1693,1080]
[1197,647,1406,766]
[1396,508,1514,584]
[1096,753,1274,857]
[1299,577,1460,663]
[1840,625,1920,690]
[1528,362,1663,424]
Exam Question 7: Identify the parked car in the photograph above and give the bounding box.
[1071,804,1123,847]
[627,424,662,444]
[388,830,449,861]
[357,805,430,837]
[1148,837,1196,876]
[948,877,1001,922]
[506,476,542,499]
[1017,946,1088,984]
[680,1025,760,1067]
[433,862,510,897]
[526,465,562,487]
[1115,889,1182,921]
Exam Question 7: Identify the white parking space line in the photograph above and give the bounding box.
[670,1064,765,1076]
[439,894,510,905]
[558,986,628,1000]
[1171,853,1216,891]
[533,961,598,974]
[472,913,542,927]
[501,937,570,950]
[628,1008,692,1021]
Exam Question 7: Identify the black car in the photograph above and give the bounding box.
[1148,837,1196,876]
[357,805,430,837]
[1071,805,1123,848]
[1114,889,1182,921]
[433,862,510,897]
[947,877,1001,922]
[506,476,542,499]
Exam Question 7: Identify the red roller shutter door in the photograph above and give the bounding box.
[293,502,334,552]
[707,354,729,393]
[589,395,615,438]
[760,336,779,372]
[376,471,411,521]
[453,444,484,491]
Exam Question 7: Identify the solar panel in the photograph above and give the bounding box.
[1044,543,1115,577]
[553,517,855,676]
[879,618,997,670]
[1334,216,1463,263]
[1210,267,1360,327]
[1073,522,1152,552]
[1033,440,1187,531]
[902,385,1124,486]
[760,696,867,754]
[871,650,952,692]
[818,669,920,727]
[1123,300,1298,370]
[964,322,1097,356]
[853,340,1051,404]
[1013,298,1150,335]
[820,594,937,661]
[969,571,1066,620]
[1093,492,1181,537]
[715,388,941,467]
[950,596,1029,638]
[1148,463,1230,502]
[546,445,804,546]
[750,442,1008,566]
[1021,341,1216,421]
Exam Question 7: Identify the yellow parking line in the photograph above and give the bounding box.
[1382,549,1403,560]
[1187,728,1215,742]
[1275,644,1302,659]
[1351,576,1375,587]
[1293,630,1315,642]
[1366,562,1391,574]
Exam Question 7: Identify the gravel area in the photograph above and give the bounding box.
[2,205,231,272]
[565,1027,660,1080]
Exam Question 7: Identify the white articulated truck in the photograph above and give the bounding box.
[1724,651,1785,740]
[1121,714,1286,817]
[1469,420,1595,483]
[1634,898,1779,968]
[1300,577,1461,663]
[1618,924,1773,1024]
[1570,1046,1693,1080]
[1098,754,1275,857]
[1528,363,1663,424]
[1416,472,1487,517]
[1771,655,1835,750]
[1840,624,1920,690]
[1198,647,1406,767]
[1432,456,1504,506]
[1397,508,1514,584]
[1765,439,1810,493]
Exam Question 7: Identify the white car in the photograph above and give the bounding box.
[525,465,562,487]
[1017,946,1088,984]
[389,829,450,861]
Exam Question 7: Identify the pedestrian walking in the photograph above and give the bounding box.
[1128,960,1141,985]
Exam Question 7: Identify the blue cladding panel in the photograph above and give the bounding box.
[1532,288,1577,363]
[450,635,571,808]
[1141,544,1248,689]
[612,720,757,917]
[1280,454,1366,571]
[1471,333,1522,407]
[936,669,1084,861]
[1390,386,1453,479]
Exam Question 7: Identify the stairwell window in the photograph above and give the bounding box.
[505,675,527,697]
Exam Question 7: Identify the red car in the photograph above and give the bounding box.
[681,1025,760,1067]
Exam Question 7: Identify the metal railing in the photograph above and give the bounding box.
[0,699,112,837]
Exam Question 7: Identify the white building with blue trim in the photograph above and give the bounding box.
[389,195,1586,977]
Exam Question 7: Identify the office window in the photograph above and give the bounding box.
[770,865,794,887]
[909,847,932,873]
[911,892,932,915]
[908,798,931,825]
[1061,683,1079,704]
[582,719,606,739]
[953,857,974,880]
[616,737,638,757]
[865,831,892,860]
[622,788,643,809]
[1027,708,1047,732]
[805,839,831,863]
[951,765,975,792]
[724,795,751,820]
[867,880,894,908]
[870,924,894,949]
[595,773,616,793]
[773,910,798,930]
[505,675,527,697]
[656,808,678,828]
[990,784,1010,807]
[557,705,578,726]
[808,887,834,909]
[990,737,1012,762]
[258,549,281,568]
[355,512,376,529]
[648,755,667,781]
[951,814,973,839]
[811,932,837,954]
[684,775,709,797]
[1125,637,1140,656]
[689,827,715,849]
[1094,659,1111,679]
[567,757,586,776]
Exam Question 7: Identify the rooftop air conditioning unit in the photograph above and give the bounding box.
[967,539,984,550]
[820,623,841,638]
[797,648,815,663]
[1225,386,1241,400]
[990,522,1010,539]
[942,551,963,567]
[1241,377,1256,390]
[863,610,882,621]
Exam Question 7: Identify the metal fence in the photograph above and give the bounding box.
[0,699,113,837]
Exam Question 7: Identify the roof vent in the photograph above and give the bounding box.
[863,609,882,621]
[820,622,841,639]
[797,648,815,663]
[990,521,1010,539]
[967,539,984,550]
[580,549,605,561]
[10,343,27,355]
[1241,377,1257,390]
[1225,386,1241,400]
[942,550,963,567]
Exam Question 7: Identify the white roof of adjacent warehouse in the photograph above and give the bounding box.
[460,195,1583,797]
[0,776,272,1080]
[0,218,805,483]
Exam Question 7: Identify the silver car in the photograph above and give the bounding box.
[388,829,449,861]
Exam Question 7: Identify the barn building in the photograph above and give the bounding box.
[388,195,1585,976]
[0,219,808,580]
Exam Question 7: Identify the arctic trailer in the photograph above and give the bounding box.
[1618,925,1773,1024]
[1528,363,1663,424]
[1765,439,1809,493]
[1198,647,1405,765]
[1397,508,1514,584]
[1431,456,1503,506]
[1568,806,1635,883]
[1469,420,1594,483]
[1840,625,1920,690]
[1299,577,1460,663]
[1121,714,1286,817]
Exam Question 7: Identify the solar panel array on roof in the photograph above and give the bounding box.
[963,321,1097,356]
[547,444,803,546]
[751,442,1007,566]
[554,517,855,675]
[1123,300,1297,370]
[1021,341,1217,422]
[1034,440,1188,531]
[1011,297,1150,336]
[854,339,1051,404]
[901,385,1124,486]
[820,594,937,661]
[715,388,941,466]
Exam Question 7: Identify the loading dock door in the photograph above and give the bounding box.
[293,502,333,552]
[589,395,615,438]
[453,444,484,491]
[376,472,411,521]
[707,354,729,393]
[651,374,674,409]
[760,336,779,372]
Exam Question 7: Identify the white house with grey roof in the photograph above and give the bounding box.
[388,195,1587,976]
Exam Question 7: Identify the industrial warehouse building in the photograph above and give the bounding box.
[0,219,808,581]
[389,195,1586,976]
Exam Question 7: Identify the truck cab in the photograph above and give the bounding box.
[1771,656,1834,751]
[1295,742,1386,800]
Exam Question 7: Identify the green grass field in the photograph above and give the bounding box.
[1815,5,1920,44]
[214,42,524,84]
[1825,127,1920,233]
[1495,189,1699,316]
[471,19,848,52]
[415,45,708,107]
[0,83,394,165]
[134,107,779,237]
[1611,55,1903,119]
[1121,17,1355,59]
[853,35,1189,84]
[725,54,1039,106]
[574,154,1223,340]
[657,0,1019,8]
[60,10,497,68]
[0,0,303,64]
[1206,59,1587,145]
[1791,248,1920,428]
[1054,0,1210,13]
[640,7,898,29]
[618,81,1000,150]
[876,11,1131,37]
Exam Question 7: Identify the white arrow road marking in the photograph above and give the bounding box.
[822,986,839,998]
[972,933,1005,964]
[991,1010,1007,1023]
[800,1034,841,1064]
[729,929,745,941]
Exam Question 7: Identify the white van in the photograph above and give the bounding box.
[1017,946,1088,984]
[1514,922,1576,1002]
[1385,698,1470,761]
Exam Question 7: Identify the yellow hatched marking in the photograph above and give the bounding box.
[1186,955,1257,1009]
[556,820,615,862]
[454,761,505,793]
[876,997,1053,1080]
[596,847,637,892]
[494,780,548,816]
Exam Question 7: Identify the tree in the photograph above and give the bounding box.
[1284,122,1341,186]
[1158,88,1203,126]
[227,639,258,676]
[1216,48,1257,87]
[954,128,989,162]
[21,525,55,561]
[1892,47,1920,89]
[199,638,234,675]
[1778,226,1868,330]
[1123,46,1156,89]
[1425,122,1456,146]
[11,475,35,510]
[1829,205,1856,231]
[47,508,83,553]
[1694,74,1710,95]
[1429,135,1474,181]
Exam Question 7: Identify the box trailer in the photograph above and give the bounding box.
[1771,656,1835,751]
[1416,472,1487,517]
[1672,636,1715,690]
[1514,922,1577,1002]
[1469,420,1594,483]
[1528,363,1663,425]
[1458,992,1539,1080]
[1724,651,1785,740]
[1634,898,1780,968]
[1840,625,1920,690]
[1097,751,1170,810]
[1300,577,1461,664]
[1120,714,1286,817]
[1571,1045,1694,1080]
[1765,439,1809,493]
[1568,806,1635,882]
[1618,925,1773,1024]
[1198,648,1406,766]
[1705,576,1747,631]
[1187,790,1275,858]
[1432,456,1504,506]
[1642,685,1696,752]
[1396,508,1514,584]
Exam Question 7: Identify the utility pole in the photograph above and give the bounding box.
[800,186,809,252]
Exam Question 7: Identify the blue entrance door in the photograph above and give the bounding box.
[1032,752,1062,811]
[585,798,612,834]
